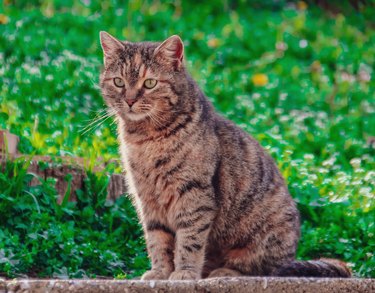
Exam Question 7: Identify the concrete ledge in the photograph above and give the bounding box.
[3,277,374,293]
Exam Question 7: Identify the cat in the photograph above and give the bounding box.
[99,31,351,280]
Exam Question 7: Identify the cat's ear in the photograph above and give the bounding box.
[99,31,124,67]
[154,35,184,70]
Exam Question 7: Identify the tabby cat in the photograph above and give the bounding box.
[99,32,351,280]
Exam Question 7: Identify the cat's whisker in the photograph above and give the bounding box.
[148,112,166,128]
[152,112,172,125]
[80,115,109,133]
[84,114,116,135]
[109,117,118,127]
[151,110,170,125]
[81,110,113,129]
[80,108,116,136]
[81,107,109,122]
[146,113,161,127]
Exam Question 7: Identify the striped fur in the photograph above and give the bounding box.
[99,32,351,280]
[275,259,351,277]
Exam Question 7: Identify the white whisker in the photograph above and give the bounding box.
[79,108,117,136]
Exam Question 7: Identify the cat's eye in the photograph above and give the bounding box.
[113,77,125,88]
[144,79,157,89]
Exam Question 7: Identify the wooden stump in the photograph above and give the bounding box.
[0,130,19,156]
[1,154,127,203]
[107,174,128,201]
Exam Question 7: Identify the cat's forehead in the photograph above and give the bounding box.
[118,41,160,64]
[109,42,160,82]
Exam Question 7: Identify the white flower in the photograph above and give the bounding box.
[364,171,374,182]
[350,158,361,169]
[46,74,54,81]
[303,154,314,160]
[322,157,336,167]
[299,39,308,48]
[359,187,373,198]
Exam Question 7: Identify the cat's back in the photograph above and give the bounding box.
[207,114,299,246]
[211,113,284,194]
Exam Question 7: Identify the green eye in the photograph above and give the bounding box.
[144,79,157,89]
[113,77,125,87]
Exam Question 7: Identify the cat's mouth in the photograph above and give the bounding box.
[114,102,152,122]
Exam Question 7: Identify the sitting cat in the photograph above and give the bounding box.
[99,32,350,280]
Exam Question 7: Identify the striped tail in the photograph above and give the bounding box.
[275,258,351,278]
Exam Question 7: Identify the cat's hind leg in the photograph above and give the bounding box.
[206,246,257,278]
[207,242,294,278]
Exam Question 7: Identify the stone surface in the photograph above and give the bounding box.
[3,277,375,293]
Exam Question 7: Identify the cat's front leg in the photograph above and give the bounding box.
[141,220,175,280]
[169,192,217,280]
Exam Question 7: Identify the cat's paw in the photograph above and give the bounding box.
[141,269,169,280]
[207,268,242,278]
[168,270,200,280]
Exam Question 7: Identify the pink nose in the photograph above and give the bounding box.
[126,99,136,107]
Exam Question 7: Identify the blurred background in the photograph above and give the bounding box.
[0,0,374,279]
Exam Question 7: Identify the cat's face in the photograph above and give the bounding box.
[99,32,185,123]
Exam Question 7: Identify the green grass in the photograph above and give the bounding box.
[0,159,148,278]
[0,0,374,278]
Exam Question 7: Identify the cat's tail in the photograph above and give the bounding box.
[274,258,351,278]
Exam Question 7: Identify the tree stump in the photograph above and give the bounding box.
[1,154,127,203]
[0,130,19,156]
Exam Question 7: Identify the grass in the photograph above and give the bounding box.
[0,0,374,278]
[0,159,148,278]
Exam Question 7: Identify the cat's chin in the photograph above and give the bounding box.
[124,111,149,122]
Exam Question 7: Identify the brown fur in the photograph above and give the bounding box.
[98,32,351,280]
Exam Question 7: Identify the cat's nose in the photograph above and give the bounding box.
[125,99,136,107]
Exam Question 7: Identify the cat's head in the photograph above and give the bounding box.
[99,32,186,123]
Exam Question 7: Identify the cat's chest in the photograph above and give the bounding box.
[122,140,182,211]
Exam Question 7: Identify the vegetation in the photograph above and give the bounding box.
[0,1,374,278]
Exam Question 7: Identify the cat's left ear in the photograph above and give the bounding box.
[154,35,184,70]
[99,31,124,67]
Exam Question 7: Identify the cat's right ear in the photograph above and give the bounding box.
[154,35,184,70]
[99,31,123,67]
